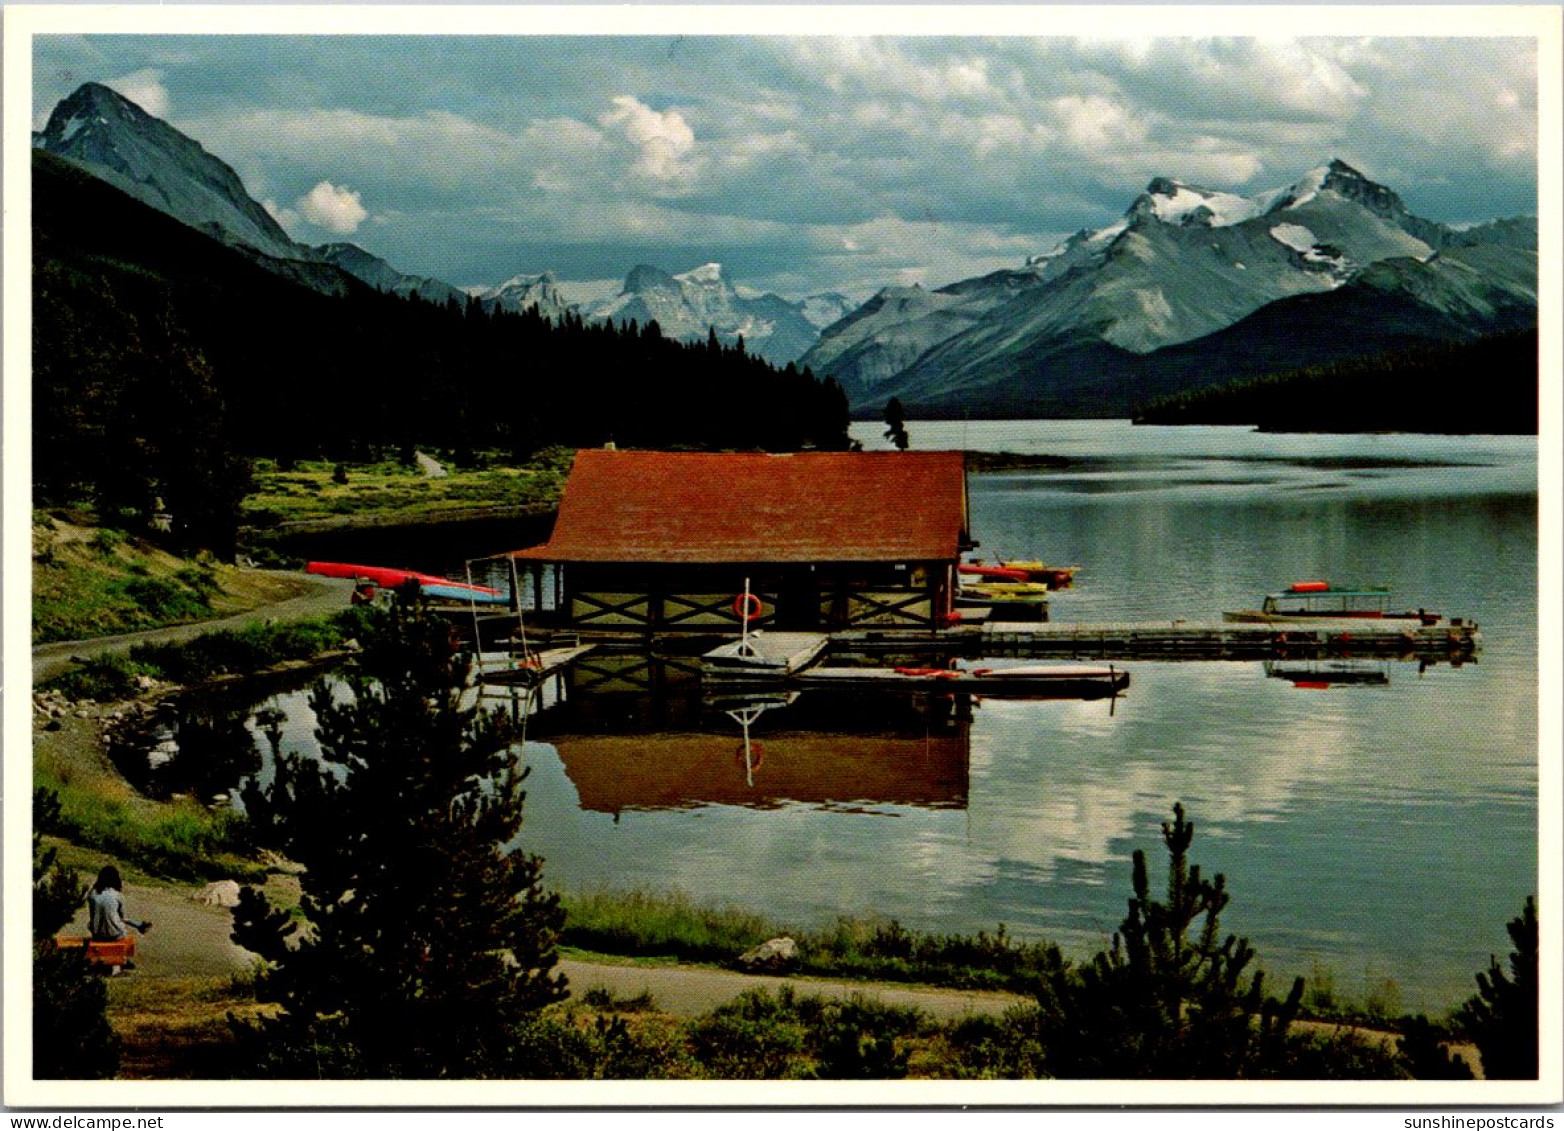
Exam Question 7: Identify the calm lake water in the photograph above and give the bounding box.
[233,421,1540,1011]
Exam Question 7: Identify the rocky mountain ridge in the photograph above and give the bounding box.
[801,159,1536,416]
[35,82,846,365]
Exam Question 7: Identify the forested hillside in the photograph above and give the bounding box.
[1130,330,1537,435]
[33,151,851,550]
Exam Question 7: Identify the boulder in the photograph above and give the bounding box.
[737,936,798,972]
[192,880,242,907]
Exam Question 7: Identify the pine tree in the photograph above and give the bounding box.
[1038,804,1302,1077]
[231,605,567,1077]
[32,789,119,1079]
[1456,896,1538,1079]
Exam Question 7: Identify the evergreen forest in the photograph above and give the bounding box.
[32,151,852,550]
[1131,329,1538,434]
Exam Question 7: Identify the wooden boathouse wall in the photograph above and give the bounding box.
[511,449,971,634]
[565,563,948,631]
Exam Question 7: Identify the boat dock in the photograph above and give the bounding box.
[701,632,831,681]
[474,642,597,687]
[794,663,1129,698]
[979,619,1480,660]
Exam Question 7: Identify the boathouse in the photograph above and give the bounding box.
[510,449,972,632]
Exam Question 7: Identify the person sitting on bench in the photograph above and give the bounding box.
[86,866,151,965]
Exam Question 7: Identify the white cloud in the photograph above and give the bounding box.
[599,95,695,181]
[105,68,169,117]
[1051,94,1147,151]
[70,35,1534,298]
[297,181,368,234]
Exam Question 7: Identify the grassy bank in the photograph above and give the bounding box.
[240,447,573,530]
[32,512,311,644]
[35,720,262,882]
[40,609,367,702]
[560,887,1064,995]
[35,611,372,878]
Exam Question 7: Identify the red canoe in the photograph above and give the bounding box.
[306,561,501,597]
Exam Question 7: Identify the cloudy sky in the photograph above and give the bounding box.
[32,30,1539,300]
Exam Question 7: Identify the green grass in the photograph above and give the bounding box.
[33,511,315,644]
[33,515,221,643]
[124,613,364,685]
[242,448,573,528]
[42,610,368,700]
[560,888,782,965]
[795,917,1065,994]
[559,887,1066,995]
[35,773,262,883]
[1293,959,1412,1027]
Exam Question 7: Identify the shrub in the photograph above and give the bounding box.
[580,987,658,1013]
[121,575,211,622]
[45,654,153,702]
[1397,1015,1475,1080]
[684,988,923,1080]
[511,1010,696,1079]
[686,989,812,1079]
[927,1011,1049,1079]
[1272,1027,1409,1080]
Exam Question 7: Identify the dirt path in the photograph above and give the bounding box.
[68,879,1023,1019]
[557,959,1026,1020]
[60,884,256,979]
[32,572,355,683]
[63,878,1484,1075]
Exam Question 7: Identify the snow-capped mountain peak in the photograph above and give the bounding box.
[800,158,1536,416]
[675,262,724,286]
[474,270,573,319]
[1135,176,1270,228]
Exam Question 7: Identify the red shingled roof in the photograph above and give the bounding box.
[512,449,968,564]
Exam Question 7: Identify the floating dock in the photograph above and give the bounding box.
[701,632,831,681]
[794,663,1129,699]
[474,643,597,686]
[522,615,1479,665]
[979,619,1480,660]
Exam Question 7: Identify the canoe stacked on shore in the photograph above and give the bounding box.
[306,561,510,605]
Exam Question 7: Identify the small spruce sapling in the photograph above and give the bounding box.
[1038,803,1302,1078]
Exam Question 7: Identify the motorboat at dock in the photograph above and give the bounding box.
[1224,581,1455,626]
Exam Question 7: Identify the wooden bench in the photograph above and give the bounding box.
[52,936,135,970]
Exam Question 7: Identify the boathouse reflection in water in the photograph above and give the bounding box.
[524,651,977,815]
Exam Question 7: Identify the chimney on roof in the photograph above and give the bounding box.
[603,441,617,451]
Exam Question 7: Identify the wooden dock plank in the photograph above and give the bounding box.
[979,620,1479,660]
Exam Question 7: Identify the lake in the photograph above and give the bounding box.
[239,421,1540,1011]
